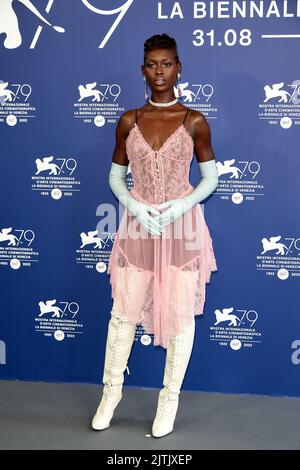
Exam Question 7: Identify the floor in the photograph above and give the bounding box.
[0,380,299,450]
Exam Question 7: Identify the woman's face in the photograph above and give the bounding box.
[142,48,180,92]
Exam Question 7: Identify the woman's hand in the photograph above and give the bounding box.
[154,198,193,228]
[127,198,165,236]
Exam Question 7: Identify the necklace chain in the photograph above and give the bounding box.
[149,97,178,107]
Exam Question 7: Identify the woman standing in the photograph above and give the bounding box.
[92,33,218,438]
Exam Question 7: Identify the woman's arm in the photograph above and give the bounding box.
[110,112,131,166]
[108,112,132,207]
[183,112,218,206]
[108,112,163,236]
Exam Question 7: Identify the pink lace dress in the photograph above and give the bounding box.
[107,109,217,348]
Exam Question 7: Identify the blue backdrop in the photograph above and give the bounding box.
[1,0,300,397]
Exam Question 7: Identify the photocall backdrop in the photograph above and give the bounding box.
[0,1,299,398]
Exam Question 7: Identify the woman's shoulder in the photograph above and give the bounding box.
[184,107,206,122]
[118,105,149,131]
[181,108,211,142]
[117,106,145,138]
[119,106,140,124]
[117,108,137,134]
[119,108,134,123]
[187,109,210,133]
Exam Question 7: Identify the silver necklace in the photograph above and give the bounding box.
[149,97,178,107]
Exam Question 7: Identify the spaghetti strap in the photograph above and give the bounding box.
[182,108,190,125]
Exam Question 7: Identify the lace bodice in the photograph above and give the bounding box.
[126,122,194,204]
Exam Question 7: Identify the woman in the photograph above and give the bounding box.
[92,33,218,438]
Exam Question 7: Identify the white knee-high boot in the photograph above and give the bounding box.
[91,303,136,430]
[152,319,196,438]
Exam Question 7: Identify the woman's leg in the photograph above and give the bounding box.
[91,301,136,430]
[152,319,196,438]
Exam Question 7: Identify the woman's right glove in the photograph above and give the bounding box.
[109,162,164,237]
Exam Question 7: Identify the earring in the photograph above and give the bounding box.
[143,76,149,101]
[177,72,182,97]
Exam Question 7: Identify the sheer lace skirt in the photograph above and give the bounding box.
[107,202,217,349]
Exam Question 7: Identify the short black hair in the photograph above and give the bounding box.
[144,33,180,64]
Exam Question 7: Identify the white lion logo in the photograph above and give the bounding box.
[0,0,65,49]
[264,82,292,103]
[214,307,240,326]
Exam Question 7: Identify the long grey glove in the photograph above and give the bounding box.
[109,162,164,236]
[155,159,219,227]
